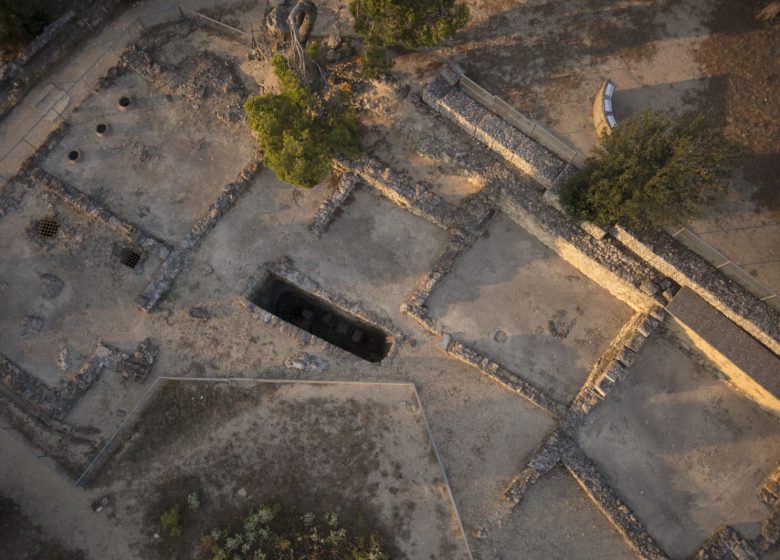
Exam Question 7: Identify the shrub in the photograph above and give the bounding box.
[360,43,393,80]
[200,504,389,560]
[349,0,469,77]
[560,110,739,228]
[160,506,182,538]
[244,55,359,189]
[349,0,469,50]
[187,492,201,512]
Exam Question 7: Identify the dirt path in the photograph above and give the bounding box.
[0,430,138,558]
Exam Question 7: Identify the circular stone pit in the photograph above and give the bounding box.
[117,96,131,110]
[67,150,80,163]
[95,123,109,137]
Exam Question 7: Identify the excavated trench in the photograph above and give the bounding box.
[250,274,391,363]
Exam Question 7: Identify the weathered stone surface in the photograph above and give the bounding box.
[693,525,760,560]
[562,440,669,560]
[40,273,64,299]
[613,224,780,356]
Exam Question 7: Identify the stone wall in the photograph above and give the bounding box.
[498,182,662,312]
[612,224,780,356]
[423,74,569,190]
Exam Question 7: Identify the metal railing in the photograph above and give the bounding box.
[458,75,587,169]
[666,225,780,312]
[455,72,778,313]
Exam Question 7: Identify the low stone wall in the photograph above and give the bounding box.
[136,155,262,311]
[693,526,760,559]
[0,11,75,119]
[419,73,667,314]
[32,169,171,260]
[0,343,134,420]
[336,155,457,230]
[423,75,569,190]
[439,334,567,419]
[562,439,669,560]
[498,182,662,312]
[568,310,663,420]
[0,0,131,121]
[612,224,780,356]
[500,430,669,560]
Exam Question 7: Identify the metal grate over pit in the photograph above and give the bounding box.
[35,217,60,239]
[120,248,142,269]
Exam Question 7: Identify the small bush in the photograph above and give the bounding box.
[187,492,201,512]
[160,506,182,538]
[244,55,359,189]
[201,504,389,560]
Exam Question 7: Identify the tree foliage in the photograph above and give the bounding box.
[349,0,469,77]
[200,504,389,560]
[0,0,50,51]
[244,55,359,189]
[560,110,739,228]
[350,0,469,49]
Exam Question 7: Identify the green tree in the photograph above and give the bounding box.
[244,55,359,189]
[560,110,738,228]
[349,0,469,77]
[0,0,50,50]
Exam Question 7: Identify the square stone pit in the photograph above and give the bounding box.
[426,212,633,403]
[576,328,780,559]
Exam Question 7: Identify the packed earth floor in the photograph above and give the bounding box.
[0,1,779,560]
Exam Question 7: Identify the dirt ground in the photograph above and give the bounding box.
[0,496,85,560]
[418,0,780,297]
[0,1,778,560]
[426,212,632,404]
[578,325,780,558]
[90,380,469,560]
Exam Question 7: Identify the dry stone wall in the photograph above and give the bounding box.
[612,224,780,356]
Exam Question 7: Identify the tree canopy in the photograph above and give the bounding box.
[243,55,359,189]
[559,110,738,228]
[349,0,469,77]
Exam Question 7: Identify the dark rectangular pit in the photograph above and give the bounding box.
[250,275,391,363]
